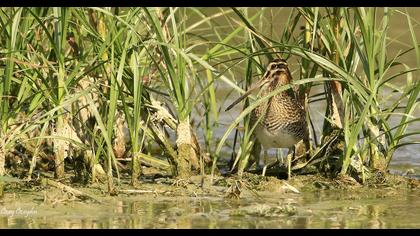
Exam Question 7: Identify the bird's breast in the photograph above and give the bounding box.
[254,124,301,148]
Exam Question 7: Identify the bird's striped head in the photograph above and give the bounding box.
[262,58,292,87]
[224,58,292,112]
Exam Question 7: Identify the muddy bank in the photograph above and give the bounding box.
[2,171,420,205]
[1,171,420,228]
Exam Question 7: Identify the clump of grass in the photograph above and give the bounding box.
[217,7,420,182]
[0,7,419,190]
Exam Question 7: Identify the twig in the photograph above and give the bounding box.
[118,189,168,196]
[43,178,102,203]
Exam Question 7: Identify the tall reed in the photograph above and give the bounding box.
[0,7,418,187]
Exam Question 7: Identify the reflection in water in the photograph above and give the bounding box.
[1,190,420,228]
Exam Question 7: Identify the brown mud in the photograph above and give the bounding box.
[1,168,420,228]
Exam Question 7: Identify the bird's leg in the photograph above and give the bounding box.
[277,148,284,165]
[262,148,268,176]
[247,139,262,171]
[275,148,282,168]
[262,149,280,176]
[287,146,296,180]
[255,147,266,171]
[262,149,268,167]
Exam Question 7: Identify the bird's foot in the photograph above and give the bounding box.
[262,160,280,176]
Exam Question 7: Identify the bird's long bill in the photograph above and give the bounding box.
[225,78,268,112]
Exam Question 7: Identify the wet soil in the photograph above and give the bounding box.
[1,170,420,228]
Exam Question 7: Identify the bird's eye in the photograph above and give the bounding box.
[271,64,276,70]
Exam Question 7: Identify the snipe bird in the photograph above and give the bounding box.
[225,58,308,179]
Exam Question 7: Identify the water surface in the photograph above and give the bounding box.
[1,188,420,228]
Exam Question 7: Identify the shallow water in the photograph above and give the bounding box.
[1,188,420,229]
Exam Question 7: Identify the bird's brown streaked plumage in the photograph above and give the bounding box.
[226,58,308,178]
